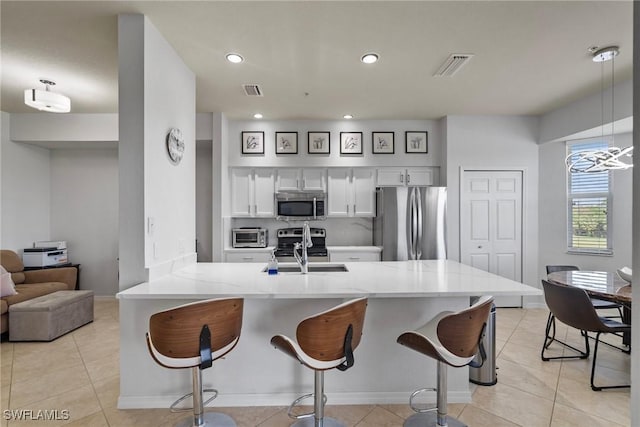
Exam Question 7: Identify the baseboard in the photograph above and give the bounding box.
[117,390,473,409]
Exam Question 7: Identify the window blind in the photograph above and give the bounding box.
[566,140,612,254]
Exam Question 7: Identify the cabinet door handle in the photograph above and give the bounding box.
[242,256,254,261]
[297,179,300,189]
[353,204,356,214]
[400,174,404,183]
[347,204,349,214]
[349,256,360,260]
[303,178,306,188]
[248,204,251,214]
[407,174,411,184]
[254,204,257,215]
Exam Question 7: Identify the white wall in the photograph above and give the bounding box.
[143,15,196,273]
[0,112,51,252]
[444,115,540,292]
[50,149,119,295]
[538,134,632,274]
[10,113,118,144]
[539,78,632,144]
[631,5,639,424]
[118,14,196,288]
[196,141,212,262]
[227,119,441,169]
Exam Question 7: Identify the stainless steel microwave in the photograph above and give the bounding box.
[232,228,268,248]
[276,191,327,221]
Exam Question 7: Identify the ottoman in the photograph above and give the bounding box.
[9,290,94,341]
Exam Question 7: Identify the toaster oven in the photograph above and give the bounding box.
[232,228,268,248]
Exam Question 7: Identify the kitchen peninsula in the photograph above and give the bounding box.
[117,260,540,409]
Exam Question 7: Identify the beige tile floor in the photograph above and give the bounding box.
[0,298,631,426]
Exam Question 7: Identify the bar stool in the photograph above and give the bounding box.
[146,298,244,427]
[270,297,368,427]
[397,295,494,427]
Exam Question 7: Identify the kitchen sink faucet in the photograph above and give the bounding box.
[293,221,313,274]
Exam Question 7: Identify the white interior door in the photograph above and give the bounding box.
[461,170,523,307]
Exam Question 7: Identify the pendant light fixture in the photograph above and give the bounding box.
[565,46,633,173]
[24,79,71,113]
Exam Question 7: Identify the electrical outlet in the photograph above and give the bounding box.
[147,217,155,235]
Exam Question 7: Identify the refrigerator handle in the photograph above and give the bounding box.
[409,187,417,260]
[416,188,423,259]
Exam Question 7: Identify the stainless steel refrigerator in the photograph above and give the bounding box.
[373,187,447,261]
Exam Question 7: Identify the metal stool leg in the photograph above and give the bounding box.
[174,367,237,427]
[291,370,345,427]
[404,362,467,427]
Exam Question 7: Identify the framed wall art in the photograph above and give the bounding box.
[340,132,363,154]
[308,132,330,154]
[372,132,394,154]
[405,131,428,153]
[241,131,264,154]
[275,132,298,154]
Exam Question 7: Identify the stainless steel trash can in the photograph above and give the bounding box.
[469,300,497,386]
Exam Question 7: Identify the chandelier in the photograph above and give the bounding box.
[565,46,633,173]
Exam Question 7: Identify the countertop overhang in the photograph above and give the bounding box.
[117,259,541,300]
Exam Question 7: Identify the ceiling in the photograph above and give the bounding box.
[1,1,634,120]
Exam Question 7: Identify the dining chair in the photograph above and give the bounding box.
[541,280,630,391]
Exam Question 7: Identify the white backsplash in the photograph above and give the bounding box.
[229,217,374,247]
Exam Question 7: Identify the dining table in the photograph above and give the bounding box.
[547,270,632,346]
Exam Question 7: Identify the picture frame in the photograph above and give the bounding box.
[275,132,298,154]
[308,132,331,154]
[405,131,428,153]
[372,132,394,154]
[241,131,264,154]
[340,132,363,154]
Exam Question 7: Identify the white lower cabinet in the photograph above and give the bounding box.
[329,250,381,262]
[327,168,376,217]
[225,251,272,263]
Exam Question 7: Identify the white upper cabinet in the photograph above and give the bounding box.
[327,168,376,217]
[230,168,275,217]
[376,167,438,187]
[276,168,326,192]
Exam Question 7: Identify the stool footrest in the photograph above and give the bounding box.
[170,388,218,413]
[409,387,437,413]
[287,392,328,420]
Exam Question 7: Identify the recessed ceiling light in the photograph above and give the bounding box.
[253,113,263,119]
[226,53,244,63]
[343,114,353,119]
[361,53,379,64]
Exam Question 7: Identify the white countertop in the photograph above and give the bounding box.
[117,260,541,300]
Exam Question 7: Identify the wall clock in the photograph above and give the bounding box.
[166,128,185,164]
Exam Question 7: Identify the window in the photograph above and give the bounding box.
[566,139,612,254]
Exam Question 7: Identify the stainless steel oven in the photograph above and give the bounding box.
[232,228,268,248]
[275,191,327,221]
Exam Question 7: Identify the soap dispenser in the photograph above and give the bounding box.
[267,251,279,275]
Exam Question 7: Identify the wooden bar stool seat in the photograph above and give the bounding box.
[397,295,494,427]
[146,298,244,427]
[270,297,368,427]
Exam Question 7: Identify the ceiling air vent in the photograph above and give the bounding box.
[434,54,474,77]
[243,84,264,96]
